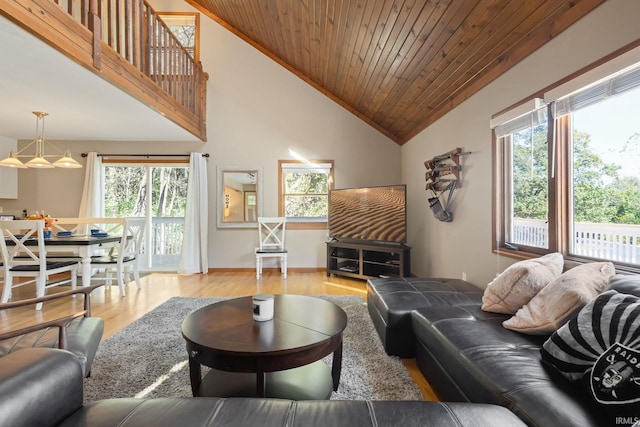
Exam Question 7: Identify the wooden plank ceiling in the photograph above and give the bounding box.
[185,0,604,144]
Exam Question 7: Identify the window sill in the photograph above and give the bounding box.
[492,246,546,261]
[493,248,640,275]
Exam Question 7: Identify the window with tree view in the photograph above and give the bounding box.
[158,13,198,60]
[279,161,333,226]
[494,54,640,270]
[504,107,549,249]
[569,84,640,262]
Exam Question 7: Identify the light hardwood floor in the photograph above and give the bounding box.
[1,270,438,401]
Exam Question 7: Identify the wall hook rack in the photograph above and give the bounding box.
[424,147,471,222]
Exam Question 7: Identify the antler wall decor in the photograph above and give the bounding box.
[424,147,471,222]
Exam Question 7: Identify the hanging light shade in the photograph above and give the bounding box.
[53,150,83,168]
[0,112,83,169]
[25,156,54,168]
[0,151,28,168]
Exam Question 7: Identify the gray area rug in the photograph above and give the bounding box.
[84,295,423,402]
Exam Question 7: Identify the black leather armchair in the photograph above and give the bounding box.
[0,284,104,377]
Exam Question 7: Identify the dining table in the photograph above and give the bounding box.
[10,234,121,287]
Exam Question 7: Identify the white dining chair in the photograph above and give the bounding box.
[255,217,288,279]
[39,217,125,282]
[52,217,124,237]
[0,217,10,290]
[89,217,145,296]
[0,220,78,310]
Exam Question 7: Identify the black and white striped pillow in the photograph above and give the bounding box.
[541,290,640,406]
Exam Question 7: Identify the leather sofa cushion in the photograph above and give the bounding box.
[367,277,484,357]
[65,317,104,377]
[412,305,609,426]
[609,273,640,297]
[0,348,83,427]
[60,398,526,427]
[367,277,482,328]
[2,347,528,427]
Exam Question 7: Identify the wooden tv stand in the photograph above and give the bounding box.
[326,240,411,280]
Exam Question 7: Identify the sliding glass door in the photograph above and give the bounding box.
[103,163,189,271]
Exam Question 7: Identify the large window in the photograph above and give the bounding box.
[493,49,640,271]
[278,160,334,229]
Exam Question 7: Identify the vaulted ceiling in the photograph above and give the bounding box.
[185,0,604,144]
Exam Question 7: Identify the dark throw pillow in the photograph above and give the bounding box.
[541,290,640,408]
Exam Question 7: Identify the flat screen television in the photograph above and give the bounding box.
[328,184,407,244]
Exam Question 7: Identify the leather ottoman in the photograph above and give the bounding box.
[366,277,482,357]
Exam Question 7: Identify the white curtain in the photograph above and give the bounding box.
[78,152,103,217]
[178,152,208,274]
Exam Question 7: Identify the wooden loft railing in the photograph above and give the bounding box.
[0,0,208,141]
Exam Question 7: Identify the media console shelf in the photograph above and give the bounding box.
[326,240,411,279]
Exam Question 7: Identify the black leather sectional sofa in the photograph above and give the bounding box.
[367,275,640,427]
[0,347,525,427]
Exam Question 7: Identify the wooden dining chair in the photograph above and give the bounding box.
[0,220,79,310]
[89,217,146,296]
[255,217,288,279]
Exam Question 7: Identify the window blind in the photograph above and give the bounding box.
[281,162,332,174]
[493,106,548,138]
[491,98,546,138]
[553,63,640,117]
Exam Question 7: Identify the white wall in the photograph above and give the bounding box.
[0,137,18,200]
[196,3,400,269]
[1,0,401,270]
[401,0,640,287]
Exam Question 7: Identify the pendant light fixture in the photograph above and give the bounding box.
[0,112,82,169]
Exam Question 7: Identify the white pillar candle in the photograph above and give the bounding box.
[252,294,275,321]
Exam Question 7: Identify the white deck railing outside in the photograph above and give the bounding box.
[512,219,640,264]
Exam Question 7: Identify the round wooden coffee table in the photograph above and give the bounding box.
[181,294,348,400]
